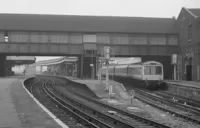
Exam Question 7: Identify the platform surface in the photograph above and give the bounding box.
[73,79,130,99]
[165,80,200,88]
[74,80,109,98]
[71,79,196,127]
[0,77,61,128]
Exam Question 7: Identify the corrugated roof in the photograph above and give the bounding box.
[0,13,177,34]
[35,57,78,66]
[36,57,64,65]
[188,8,200,17]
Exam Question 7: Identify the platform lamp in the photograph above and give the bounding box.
[104,46,110,91]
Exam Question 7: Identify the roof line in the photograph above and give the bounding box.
[0,12,174,19]
[183,7,198,18]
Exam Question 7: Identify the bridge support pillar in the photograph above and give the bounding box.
[5,61,12,76]
[78,55,97,79]
[77,55,83,78]
[0,55,6,77]
[83,56,97,79]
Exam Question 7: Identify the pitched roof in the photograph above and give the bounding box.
[188,8,200,17]
[35,57,78,66]
[0,13,177,34]
[36,57,64,65]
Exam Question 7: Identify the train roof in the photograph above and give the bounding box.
[132,61,162,65]
[102,61,162,69]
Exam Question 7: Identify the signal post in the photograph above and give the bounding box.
[104,46,114,96]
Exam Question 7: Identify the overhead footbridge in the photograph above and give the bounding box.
[0,13,179,78]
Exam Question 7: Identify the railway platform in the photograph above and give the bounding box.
[164,80,200,101]
[70,79,130,100]
[165,80,200,88]
[0,77,62,128]
[68,78,195,127]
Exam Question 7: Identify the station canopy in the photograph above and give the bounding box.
[34,56,78,66]
[6,56,36,65]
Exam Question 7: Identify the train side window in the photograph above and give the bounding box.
[129,67,141,75]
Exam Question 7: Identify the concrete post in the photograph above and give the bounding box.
[174,64,176,80]
[40,66,43,74]
[81,55,83,78]
[106,64,109,90]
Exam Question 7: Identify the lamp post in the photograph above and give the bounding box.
[104,46,110,92]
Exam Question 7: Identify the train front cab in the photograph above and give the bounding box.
[142,61,164,90]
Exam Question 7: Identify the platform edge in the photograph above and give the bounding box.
[21,77,69,128]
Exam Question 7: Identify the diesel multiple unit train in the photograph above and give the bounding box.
[101,61,165,89]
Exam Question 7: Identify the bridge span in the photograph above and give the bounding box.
[0,13,179,79]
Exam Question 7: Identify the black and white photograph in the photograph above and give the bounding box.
[0,0,200,127]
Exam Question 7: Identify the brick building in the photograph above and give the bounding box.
[177,7,200,81]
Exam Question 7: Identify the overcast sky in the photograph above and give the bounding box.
[1,0,199,61]
[1,0,200,17]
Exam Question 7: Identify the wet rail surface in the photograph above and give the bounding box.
[25,76,171,128]
[133,88,200,125]
[155,91,200,108]
[53,77,171,127]
[43,76,168,127]
[26,78,94,128]
[52,80,170,128]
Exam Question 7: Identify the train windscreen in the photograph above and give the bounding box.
[144,66,162,75]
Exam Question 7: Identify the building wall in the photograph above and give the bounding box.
[194,20,200,80]
[178,8,200,80]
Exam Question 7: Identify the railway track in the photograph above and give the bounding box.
[27,78,96,128]
[45,80,144,128]
[49,79,171,128]
[156,90,200,108]
[133,88,200,125]
[26,76,200,127]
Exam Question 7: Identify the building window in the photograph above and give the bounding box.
[167,36,178,45]
[96,34,110,44]
[83,34,96,43]
[129,35,147,45]
[188,21,192,43]
[149,36,166,45]
[84,50,96,56]
[110,34,129,44]
[4,31,8,42]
